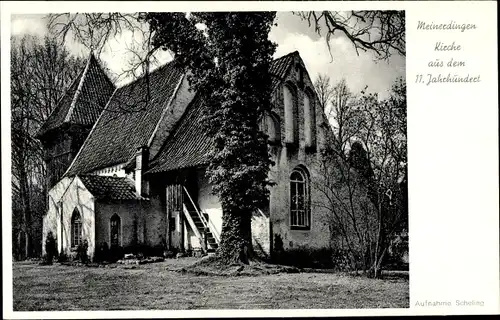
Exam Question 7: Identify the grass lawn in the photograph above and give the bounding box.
[12,259,409,310]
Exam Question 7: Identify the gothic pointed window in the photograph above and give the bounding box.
[260,111,281,145]
[290,166,310,230]
[71,208,82,248]
[110,214,121,247]
[304,88,317,150]
[283,83,298,145]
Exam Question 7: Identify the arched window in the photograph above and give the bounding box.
[260,111,281,145]
[283,83,298,145]
[290,166,310,230]
[303,88,317,149]
[110,214,121,247]
[71,208,82,248]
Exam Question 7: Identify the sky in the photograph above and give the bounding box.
[11,12,405,99]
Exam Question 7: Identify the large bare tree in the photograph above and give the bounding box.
[11,35,85,259]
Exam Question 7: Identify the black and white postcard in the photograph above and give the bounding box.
[2,1,498,318]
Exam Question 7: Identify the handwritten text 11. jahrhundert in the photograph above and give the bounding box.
[415,21,480,86]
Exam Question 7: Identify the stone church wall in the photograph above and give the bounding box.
[266,54,336,254]
[43,176,74,256]
[43,176,96,259]
[94,197,165,251]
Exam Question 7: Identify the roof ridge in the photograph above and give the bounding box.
[91,53,116,90]
[273,50,299,61]
[115,58,177,89]
[63,88,118,177]
[79,173,126,179]
[35,68,84,138]
[116,51,297,90]
[147,72,186,148]
[147,94,202,170]
[64,54,93,123]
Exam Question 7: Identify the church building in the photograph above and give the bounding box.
[40,50,347,261]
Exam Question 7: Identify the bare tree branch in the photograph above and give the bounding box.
[295,11,405,61]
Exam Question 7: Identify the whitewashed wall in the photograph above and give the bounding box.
[42,176,96,259]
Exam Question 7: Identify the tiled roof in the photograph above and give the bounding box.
[147,52,298,174]
[67,51,297,176]
[270,51,298,89]
[79,175,143,200]
[147,95,213,174]
[36,54,115,138]
[65,61,184,175]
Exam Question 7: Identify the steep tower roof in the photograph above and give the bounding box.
[36,53,115,139]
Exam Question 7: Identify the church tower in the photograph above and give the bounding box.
[36,53,115,188]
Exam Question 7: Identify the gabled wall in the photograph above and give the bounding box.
[94,199,163,250]
[264,54,336,252]
[148,75,197,160]
[43,176,74,255]
[42,176,96,259]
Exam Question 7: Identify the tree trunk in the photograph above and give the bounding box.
[372,247,387,279]
[17,231,24,261]
[25,231,32,259]
[216,206,253,265]
[20,165,32,259]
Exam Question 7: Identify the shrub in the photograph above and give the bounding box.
[57,252,69,263]
[270,238,365,271]
[331,248,357,272]
[272,234,285,261]
[109,245,124,262]
[385,232,409,270]
[272,246,335,269]
[44,232,57,265]
[76,240,89,264]
[94,242,110,263]
[39,254,52,265]
[164,247,178,259]
[123,243,167,258]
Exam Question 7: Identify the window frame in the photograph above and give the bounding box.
[71,208,83,249]
[289,166,311,230]
[110,213,122,247]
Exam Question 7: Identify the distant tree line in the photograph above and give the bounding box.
[11,35,86,260]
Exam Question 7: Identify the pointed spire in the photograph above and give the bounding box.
[64,53,93,122]
[36,50,115,139]
[89,48,98,62]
